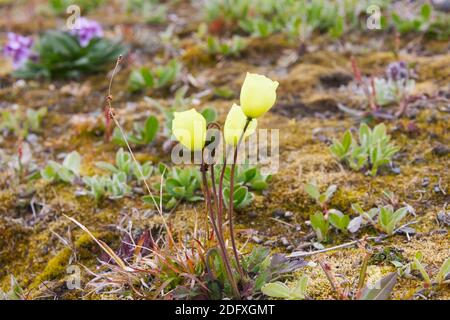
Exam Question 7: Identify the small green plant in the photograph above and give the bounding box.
[221,163,271,191]
[0,276,25,300]
[144,166,203,209]
[309,211,329,242]
[128,60,182,93]
[223,185,253,210]
[348,203,379,233]
[83,172,131,203]
[378,205,408,235]
[304,181,336,208]
[95,148,153,181]
[392,252,450,287]
[392,3,431,34]
[328,209,350,233]
[0,107,47,137]
[261,275,309,300]
[372,77,415,107]
[205,35,247,57]
[48,0,104,14]
[125,0,167,24]
[112,115,159,147]
[14,31,126,79]
[330,123,399,176]
[41,151,81,183]
[220,163,271,210]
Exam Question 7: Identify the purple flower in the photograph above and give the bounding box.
[386,61,409,81]
[3,32,34,69]
[70,17,103,47]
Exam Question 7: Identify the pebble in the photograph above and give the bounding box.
[437,211,450,226]
[284,211,294,220]
[432,144,450,157]
[251,236,263,244]
[422,177,430,187]
[272,208,284,218]
[247,211,258,218]
[263,240,276,247]
[280,237,290,247]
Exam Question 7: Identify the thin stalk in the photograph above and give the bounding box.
[227,118,251,279]
[318,258,347,300]
[200,163,240,298]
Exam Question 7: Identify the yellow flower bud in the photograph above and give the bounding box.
[224,104,257,146]
[172,108,206,151]
[240,72,279,118]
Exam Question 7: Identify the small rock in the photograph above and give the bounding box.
[433,184,442,193]
[264,240,276,247]
[286,245,294,251]
[284,211,294,220]
[280,237,290,247]
[247,211,258,218]
[422,177,430,187]
[251,236,263,244]
[432,143,450,157]
[272,208,284,218]
[391,166,401,174]
[437,211,450,226]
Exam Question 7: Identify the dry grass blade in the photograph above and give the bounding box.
[64,215,128,270]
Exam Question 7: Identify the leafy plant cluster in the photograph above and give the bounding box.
[0,107,47,138]
[205,35,247,58]
[128,59,182,93]
[41,151,81,184]
[391,2,450,39]
[14,31,126,79]
[205,0,358,39]
[204,0,449,40]
[48,0,104,14]
[371,77,415,107]
[305,181,410,242]
[330,123,399,176]
[125,0,167,24]
[145,162,270,210]
[392,252,450,288]
[40,149,153,203]
[262,250,401,300]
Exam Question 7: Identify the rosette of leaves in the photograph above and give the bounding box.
[40,151,81,183]
[128,60,181,93]
[14,31,126,79]
[0,107,47,137]
[144,164,203,209]
[330,123,399,176]
[83,172,131,203]
[220,163,271,210]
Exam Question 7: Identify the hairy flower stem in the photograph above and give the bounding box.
[227,118,251,279]
[200,163,240,298]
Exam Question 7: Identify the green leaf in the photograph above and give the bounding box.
[420,3,431,21]
[143,115,159,144]
[95,161,119,173]
[435,257,450,284]
[358,272,397,300]
[41,163,58,182]
[62,151,81,175]
[201,108,217,124]
[304,182,320,200]
[261,282,292,299]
